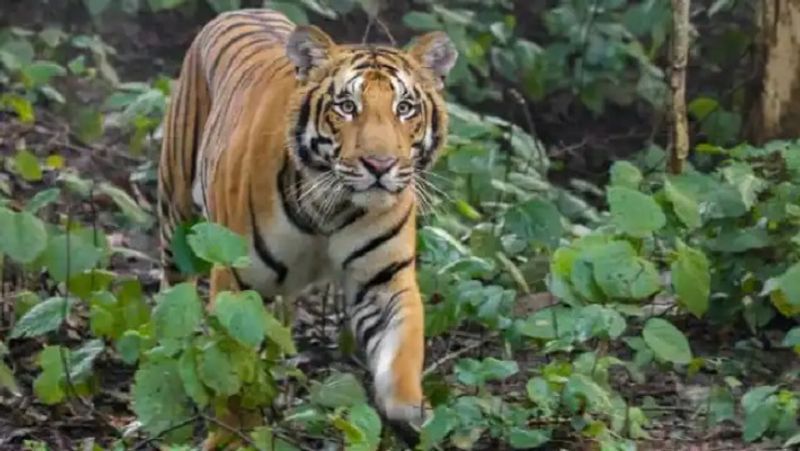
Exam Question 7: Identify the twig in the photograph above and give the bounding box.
[131,416,200,450]
[668,0,691,174]
[199,413,260,449]
[423,339,488,377]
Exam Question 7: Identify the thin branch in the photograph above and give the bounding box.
[668,0,691,174]
[423,339,488,377]
[199,413,260,449]
[131,416,200,450]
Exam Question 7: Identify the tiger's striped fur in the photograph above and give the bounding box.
[157,7,457,434]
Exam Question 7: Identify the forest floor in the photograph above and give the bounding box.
[1,5,799,451]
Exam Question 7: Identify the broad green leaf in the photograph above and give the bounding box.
[642,318,692,365]
[454,358,519,386]
[0,94,35,123]
[207,0,240,12]
[574,305,626,341]
[263,310,297,355]
[563,373,612,411]
[782,327,800,347]
[147,0,186,11]
[198,341,241,396]
[170,221,212,276]
[310,373,367,408]
[39,232,104,282]
[508,428,550,449]
[116,330,144,365]
[609,161,642,189]
[97,182,151,226]
[743,402,776,442]
[0,207,47,263]
[784,432,800,449]
[687,96,718,121]
[83,0,112,15]
[590,241,661,301]
[10,297,74,339]
[33,346,67,404]
[671,241,710,317]
[607,187,666,236]
[773,263,800,306]
[346,404,382,451]
[403,11,441,30]
[89,305,114,338]
[741,385,778,414]
[0,362,20,396]
[25,188,60,213]
[22,61,66,87]
[420,406,456,447]
[178,348,209,407]
[516,306,576,340]
[69,339,104,382]
[504,199,563,248]
[14,149,43,182]
[132,359,193,442]
[664,178,701,229]
[266,2,309,24]
[213,291,267,348]
[708,385,735,425]
[525,377,556,415]
[721,162,767,210]
[187,222,250,268]
[152,283,203,341]
[0,38,34,70]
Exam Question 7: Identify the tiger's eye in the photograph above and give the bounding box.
[339,100,357,115]
[397,100,414,116]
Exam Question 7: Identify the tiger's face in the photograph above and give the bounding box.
[286,27,457,211]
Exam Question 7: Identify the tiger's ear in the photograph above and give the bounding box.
[407,31,458,90]
[286,25,337,80]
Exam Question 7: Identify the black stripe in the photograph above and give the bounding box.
[360,289,406,351]
[354,258,414,307]
[249,190,288,284]
[208,29,263,82]
[277,162,317,234]
[342,207,411,268]
[231,269,253,291]
[335,207,366,232]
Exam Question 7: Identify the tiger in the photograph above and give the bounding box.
[156,6,457,446]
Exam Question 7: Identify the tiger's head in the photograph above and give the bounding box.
[285,26,457,211]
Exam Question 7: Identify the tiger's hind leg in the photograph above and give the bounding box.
[201,266,266,451]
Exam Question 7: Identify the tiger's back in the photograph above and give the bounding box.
[158,9,297,284]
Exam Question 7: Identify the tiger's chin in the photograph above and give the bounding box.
[350,188,402,211]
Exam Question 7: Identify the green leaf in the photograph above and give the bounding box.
[206,0,240,12]
[198,341,242,396]
[782,327,800,347]
[772,263,800,306]
[187,222,250,268]
[1,94,35,123]
[0,207,48,263]
[10,297,74,339]
[39,232,103,282]
[508,428,550,449]
[267,2,309,25]
[89,305,114,338]
[213,291,267,348]
[33,346,67,404]
[97,182,151,226]
[263,310,297,355]
[178,348,209,407]
[152,283,203,341]
[69,339,104,382]
[609,161,642,189]
[664,178,701,229]
[504,199,563,248]
[116,330,143,365]
[743,402,776,442]
[346,404,382,451]
[454,358,519,386]
[22,61,66,87]
[14,149,43,182]
[642,318,693,365]
[170,221,212,276]
[25,188,61,213]
[607,187,666,237]
[403,11,441,30]
[132,359,193,442]
[590,241,661,301]
[671,241,710,317]
[708,385,735,425]
[687,96,718,121]
[310,373,367,408]
[147,0,186,11]
[0,362,21,396]
[83,0,112,15]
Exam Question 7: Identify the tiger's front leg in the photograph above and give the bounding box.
[331,202,429,429]
[346,260,427,424]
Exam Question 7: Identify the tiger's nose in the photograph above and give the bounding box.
[360,156,397,175]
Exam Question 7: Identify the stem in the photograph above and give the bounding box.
[668,0,691,174]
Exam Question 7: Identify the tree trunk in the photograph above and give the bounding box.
[748,0,800,144]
